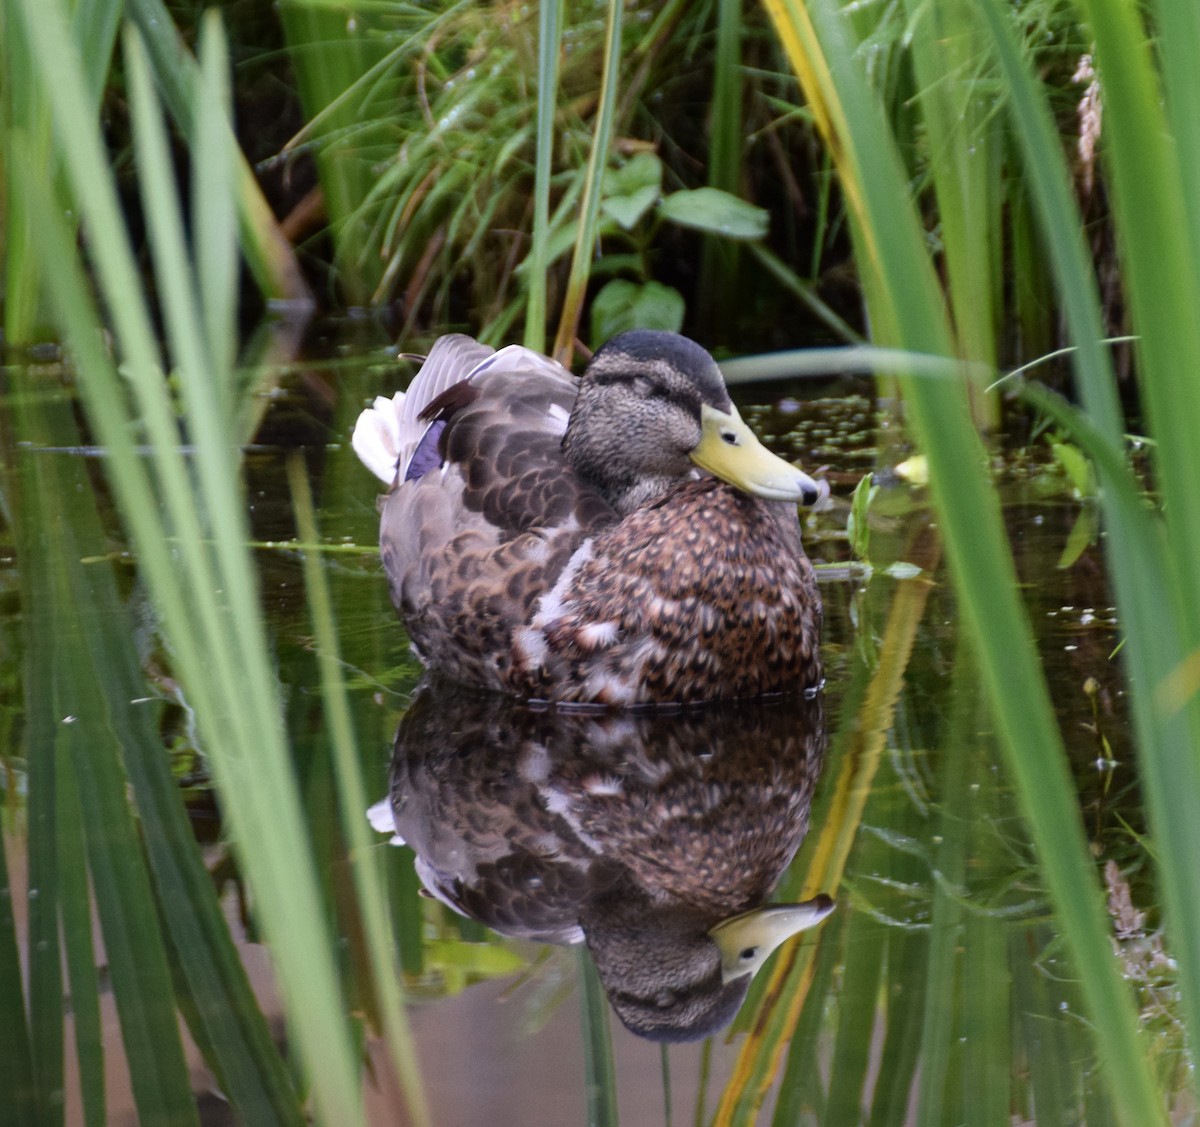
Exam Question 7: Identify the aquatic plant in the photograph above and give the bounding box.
[745,0,1200,1121]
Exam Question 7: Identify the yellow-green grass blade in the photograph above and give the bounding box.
[980,0,1200,1076]
[760,1,1165,1121]
[24,437,197,1124]
[19,385,304,1124]
[123,0,311,306]
[14,3,367,1120]
[552,0,623,362]
[898,0,1000,423]
[287,454,431,1127]
[193,13,239,427]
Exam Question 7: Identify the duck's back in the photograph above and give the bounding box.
[374,340,619,693]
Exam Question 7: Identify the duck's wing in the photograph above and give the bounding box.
[352,334,498,486]
[371,340,617,692]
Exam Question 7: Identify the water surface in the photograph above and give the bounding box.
[1,339,1178,1125]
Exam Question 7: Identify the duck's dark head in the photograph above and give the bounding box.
[582,889,836,1042]
[563,330,822,515]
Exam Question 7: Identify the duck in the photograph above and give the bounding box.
[352,330,825,706]
[370,682,835,1041]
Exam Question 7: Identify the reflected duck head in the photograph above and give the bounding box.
[581,884,835,1042]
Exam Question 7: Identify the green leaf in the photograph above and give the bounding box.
[601,152,662,229]
[590,279,685,347]
[605,150,662,196]
[1057,506,1098,571]
[846,474,878,562]
[1049,441,1095,498]
[658,187,769,240]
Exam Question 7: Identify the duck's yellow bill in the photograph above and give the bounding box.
[691,404,821,504]
[710,895,836,983]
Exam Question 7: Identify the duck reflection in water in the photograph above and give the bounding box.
[369,684,834,1042]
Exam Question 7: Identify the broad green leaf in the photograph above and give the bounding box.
[601,185,660,230]
[601,152,662,229]
[590,279,685,347]
[606,150,662,196]
[659,187,769,240]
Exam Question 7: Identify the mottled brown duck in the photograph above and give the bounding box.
[352,330,825,705]
[369,683,834,1041]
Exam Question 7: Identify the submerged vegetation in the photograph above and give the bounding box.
[1,0,1199,1122]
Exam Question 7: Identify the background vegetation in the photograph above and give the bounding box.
[0,0,1196,1122]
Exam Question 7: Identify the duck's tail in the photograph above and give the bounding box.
[352,335,496,486]
[351,391,408,485]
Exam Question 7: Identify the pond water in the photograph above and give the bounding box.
[1,333,1183,1125]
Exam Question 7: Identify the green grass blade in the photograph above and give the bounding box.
[72,517,301,1119]
[1011,929,1075,1125]
[899,0,1000,421]
[698,0,743,332]
[16,390,302,1125]
[16,456,65,1127]
[1,0,52,343]
[822,914,884,1125]
[123,0,312,306]
[523,0,562,352]
[193,12,239,424]
[287,454,430,1127]
[37,498,197,1124]
[1073,0,1200,635]
[552,0,623,362]
[0,828,36,1127]
[579,949,618,1127]
[276,0,387,302]
[864,930,926,1127]
[761,2,1166,1121]
[15,1,367,1118]
[70,0,121,104]
[980,0,1200,1073]
[55,764,106,1127]
[1155,0,1200,275]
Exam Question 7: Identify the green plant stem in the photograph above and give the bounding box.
[552,0,623,363]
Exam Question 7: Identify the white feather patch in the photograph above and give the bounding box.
[576,620,620,651]
[532,539,595,627]
[545,402,570,433]
[365,797,405,845]
[351,393,406,484]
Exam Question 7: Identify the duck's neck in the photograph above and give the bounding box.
[562,394,693,516]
